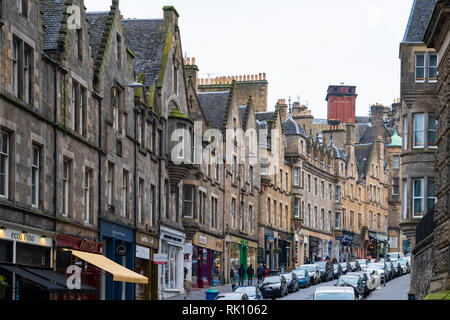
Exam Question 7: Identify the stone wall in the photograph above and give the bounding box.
[411,235,434,300]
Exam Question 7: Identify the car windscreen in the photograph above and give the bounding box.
[333,265,338,270]
[349,262,356,266]
[300,266,316,272]
[315,262,326,269]
[294,270,306,277]
[315,292,354,300]
[281,274,292,281]
[337,276,359,286]
[263,276,280,284]
[235,287,256,297]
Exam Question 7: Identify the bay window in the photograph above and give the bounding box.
[427,179,436,213]
[428,114,437,148]
[415,53,425,82]
[294,199,300,218]
[413,113,425,148]
[294,168,299,186]
[413,178,424,217]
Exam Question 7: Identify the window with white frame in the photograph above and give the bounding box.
[23,45,32,104]
[122,169,129,217]
[335,212,341,230]
[12,39,19,97]
[137,179,144,224]
[415,53,425,82]
[183,185,195,218]
[393,155,400,169]
[107,162,114,206]
[402,180,407,220]
[31,145,40,207]
[429,53,438,81]
[248,204,253,233]
[413,178,424,217]
[240,201,245,231]
[0,131,10,198]
[83,169,92,223]
[413,113,425,148]
[62,159,71,217]
[403,116,408,151]
[267,198,271,224]
[285,205,288,230]
[294,199,300,218]
[231,198,236,228]
[294,168,299,186]
[393,178,399,196]
[335,185,341,203]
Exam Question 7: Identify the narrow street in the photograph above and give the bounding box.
[279,274,410,300]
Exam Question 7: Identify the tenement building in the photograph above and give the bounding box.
[399,0,440,300]
[420,0,450,299]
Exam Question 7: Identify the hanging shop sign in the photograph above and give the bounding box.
[115,243,127,256]
[153,254,168,265]
[136,245,150,260]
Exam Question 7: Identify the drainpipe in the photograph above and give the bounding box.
[133,104,140,301]
[52,64,58,242]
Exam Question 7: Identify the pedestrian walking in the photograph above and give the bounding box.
[230,266,237,291]
[257,264,264,284]
[247,264,254,286]
[238,264,246,287]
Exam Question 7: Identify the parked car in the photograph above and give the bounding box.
[314,286,356,300]
[215,292,248,300]
[346,272,370,298]
[293,269,310,288]
[365,268,382,290]
[367,263,388,283]
[383,262,395,280]
[298,264,321,285]
[333,263,343,279]
[357,259,368,267]
[259,275,288,300]
[315,261,334,282]
[392,261,403,277]
[348,261,361,272]
[281,272,299,293]
[335,275,364,300]
[387,252,405,262]
[234,286,263,300]
[359,270,377,292]
[339,262,350,274]
[397,259,410,274]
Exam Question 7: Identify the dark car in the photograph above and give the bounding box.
[339,262,350,274]
[259,275,288,300]
[346,272,369,298]
[315,261,334,282]
[281,272,299,293]
[392,261,403,277]
[293,269,311,288]
[384,262,395,280]
[335,275,364,300]
[333,263,343,279]
[348,261,361,272]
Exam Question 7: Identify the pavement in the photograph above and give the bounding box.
[163,283,235,300]
[366,274,410,300]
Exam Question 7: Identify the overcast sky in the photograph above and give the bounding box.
[84,0,413,118]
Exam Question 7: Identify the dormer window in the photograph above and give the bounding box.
[18,0,28,19]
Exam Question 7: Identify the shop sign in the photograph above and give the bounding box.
[0,228,52,247]
[136,245,150,260]
[240,240,249,246]
[199,236,207,245]
[153,254,168,265]
[79,239,100,252]
[136,233,158,249]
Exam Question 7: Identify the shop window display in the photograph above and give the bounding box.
[212,251,222,284]
[164,246,178,289]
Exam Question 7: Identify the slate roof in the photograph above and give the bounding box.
[86,12,109,62]
[282,116,307,137]
[122,19,166,86]
[403,0,439,43]
[327,142,345,160]
[40,0,67,51]
[197,91,231,130]
[355,143,374,177]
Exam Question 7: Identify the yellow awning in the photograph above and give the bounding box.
[67,249,148,284]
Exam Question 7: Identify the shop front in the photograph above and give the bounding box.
[228,236,257,280]
[55,234,101,300]
[158,225,185,300]
[308,236,320,262]
[0,226,63,300]
[263,229,276,271]
[99,218,136,300]
[191,233,223,288]
[278,232,293,272]
[368,232,389,259]
[135,232,159,300]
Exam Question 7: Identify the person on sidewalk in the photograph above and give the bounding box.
[247,264,254,286]
[238,264,246,287]
[230,266,237,291]
[257,264,264,285]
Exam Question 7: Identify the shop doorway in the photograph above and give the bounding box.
[196,248,210,288]
[240,246,248,278]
